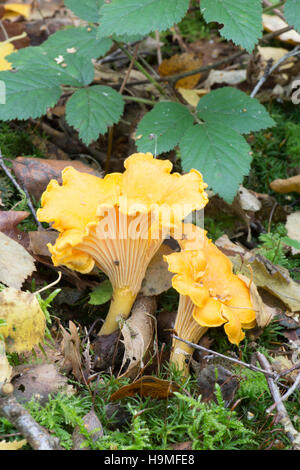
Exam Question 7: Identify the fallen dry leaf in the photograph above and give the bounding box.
[196,364,239,405]
[2,3,31,20]
[257,46,295,71]
[263,14,300,45]
[285,212,300,255]
[120,296,156,379]
[29,230,58,257]
[72,409,103,450]
[0,231,35,288]
[204,69,246,89]
[0,340,12,388]
[239,274,273,327]
[12,157,103,201]
[141,244,174,296]
[158,52,203,89]
[0,21,30,49]
[60,321,82,381]
[0,41,15,70]
[0,210,30,248]
[0,439,27,450]
[110,375,180,401]
[12,363,72,405]
[177,87,208,107]
[216,235,300,313]
[0,288,45,353]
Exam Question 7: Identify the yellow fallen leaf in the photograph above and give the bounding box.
[263,14,300,45]
[0,288,46,353]
[0,340,12,386]
[177,88,208,107]
[3,3,31,20]
[0,439,27,450]
[158,52,203,89]
[257,46,295,70]
[0,42,15,71]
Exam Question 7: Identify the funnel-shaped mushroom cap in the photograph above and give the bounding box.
[0,288,45,353]
[37,154,208,335]
[164,226,256,345]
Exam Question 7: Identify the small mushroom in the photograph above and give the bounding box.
[164,224,256,374]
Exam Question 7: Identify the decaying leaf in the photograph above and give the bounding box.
[141,244,174,296]
[110,375,180,401]
[12,157,103,202]
[12,363,72,405]
[285,212,300,255]
[0,340,12,387]
[204,70,246,90]
[72,409,103,450]
[2,3,31,20]
[257,46,295,70]
[196,364,239,406]
[216,235,300,313]
[0,288,45,353]
[0,211,30,248]
[271,355,300,384]
[158,52,203,89]
[0,231,35,288]
[263,14,300,45]
[119,297,156,379]
[239,274,273,327]
[29,230,58,257]
[60,321,82,381]
[238,186,262,212]
[176,88,208,107]
[0,439,27,450]
[0,41,15,70]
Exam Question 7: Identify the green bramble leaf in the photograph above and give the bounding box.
[65,0,104,22]
[285,0,300,34]
[66,85,125,145]
[136,102,194,155]
[201,0,262,52]
[196,87,275,134]
[42,26,112,60]
[88,280,113,305]
[98,0,189,37]
[0,69,62,120]
[179,123,252,203]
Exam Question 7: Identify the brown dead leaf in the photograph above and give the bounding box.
[0,231,35,288]
[12,157,103,201]
[216,235,300,313]
[0,21,30,49]
[72,409,103,450]
[0,340,12,387]
[263,14,300,45]
[158,52,203,89]
[120,296,156,379]
[285,212,300,255]
[12,363,72,405]
[110,375,180,401]
[60,321,82,382]
[271,356,300,384]
[239,274,273,328]
[29,230,58,257]
[0,210,30,248]
[196,364,239,405]
[141,244,174,296]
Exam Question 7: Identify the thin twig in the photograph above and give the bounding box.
[251,46,300,98]
[267,370,300,414]
[155,30,162,65]
[263,0,286,20]
[172,335,278,379]
[256,352,300,449]
[0,20,9,41]
[0,150,42,229]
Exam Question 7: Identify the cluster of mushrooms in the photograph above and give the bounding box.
[37,153,256,375]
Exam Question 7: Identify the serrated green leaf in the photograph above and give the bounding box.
[285,0,300,34]
[8,44,95,87]
[88,280,113,305]
[196,87,275,134]
[136,102,194,154]
[65,0,104,22]
[66,85,124,144]
[98,0,189,37]
[0,69,61,120]
[201,0,262,52]
[43,26,112,60]
[180,123,252,202]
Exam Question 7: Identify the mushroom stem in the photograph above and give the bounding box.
[170,295,207,376]
[98,287,136,335]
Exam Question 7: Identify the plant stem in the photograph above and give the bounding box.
[114,40,167,96]
[263,1,286,14]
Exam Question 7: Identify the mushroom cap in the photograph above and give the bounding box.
[36,154,208,274]
[164,226,256,345]
[0,288,45,353]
